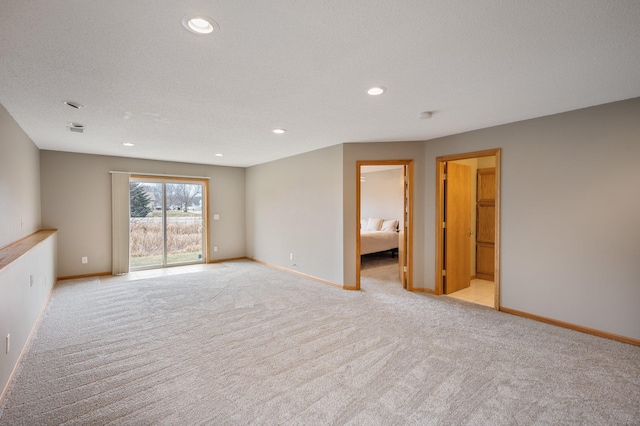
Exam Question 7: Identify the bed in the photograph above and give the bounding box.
[360,218,399,256]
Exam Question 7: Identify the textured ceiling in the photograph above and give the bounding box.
[1,1,639,167]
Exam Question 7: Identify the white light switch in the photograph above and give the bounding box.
[213,214,220,220]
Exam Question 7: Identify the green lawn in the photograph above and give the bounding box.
[130,252,203,268]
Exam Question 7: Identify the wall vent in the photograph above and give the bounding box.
[63,100,84,109]
[68,122,84,133]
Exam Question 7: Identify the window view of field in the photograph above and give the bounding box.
[129,181,204,268]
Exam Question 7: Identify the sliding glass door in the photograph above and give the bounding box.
[129,178,206,270]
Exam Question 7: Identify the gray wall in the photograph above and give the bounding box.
[0,104,56,399]
[3,93,639,376]
[0,104,41,246]
[245,145,344,285]
[360,168,404,224]
[40,151,246,277]
[423,98,640,340]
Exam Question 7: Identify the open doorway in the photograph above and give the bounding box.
[356,160,413,291]
[435,149,500,309]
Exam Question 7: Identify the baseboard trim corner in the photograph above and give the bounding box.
[500,306,640,347]
[208,256,248,264]
[250,259,343,289]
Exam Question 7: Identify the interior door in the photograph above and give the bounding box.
[444,162,471,294]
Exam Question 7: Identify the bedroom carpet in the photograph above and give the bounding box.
[1,260,639,425]
[360,253,400,285]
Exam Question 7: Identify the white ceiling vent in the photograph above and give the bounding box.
[68,122,84,133]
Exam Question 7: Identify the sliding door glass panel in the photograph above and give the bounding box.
[129,178,205,270]
[165,183,204,265]
[129,181,164,269]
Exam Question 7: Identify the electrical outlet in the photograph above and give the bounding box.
[82,256,88,264]
[6,334,9,354]
[213,246,218,252]
[289,253,294,261]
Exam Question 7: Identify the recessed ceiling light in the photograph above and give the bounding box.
[181,14,219,35]
[62,100,84,109]
[215,153,224,157]
[122,142,134,147]
[272,128,286,134]
[367,86,386,96]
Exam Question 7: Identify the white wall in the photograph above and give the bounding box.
[360,168,404,225]
[423,98,640,340]
[40,151,246,277]
[246,145,344,285]
[0,233,56,399]
[0,104,41,247]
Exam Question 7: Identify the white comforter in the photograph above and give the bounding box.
[360,230,398,255]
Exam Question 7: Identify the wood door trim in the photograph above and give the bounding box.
[356,160,413,291]
[435,149,501,310]
[494,150,501,309]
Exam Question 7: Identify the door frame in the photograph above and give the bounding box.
[435,149,501,309]
[130,174,210,269]
[356,160,413,291]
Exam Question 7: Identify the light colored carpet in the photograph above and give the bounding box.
[1,260,639,425]
[360,253,400,285]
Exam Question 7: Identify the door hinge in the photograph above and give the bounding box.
[442,270,446,276]
[403,266,407,272]
[443,173,447,180]
[442,221,446,229]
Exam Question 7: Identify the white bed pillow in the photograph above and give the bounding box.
[381,219,398,232]
[365,217,383,231]
[360,219,367,229]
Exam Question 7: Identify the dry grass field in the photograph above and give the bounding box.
[130,217,203,267]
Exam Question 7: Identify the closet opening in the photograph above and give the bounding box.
[435,149,500,309]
